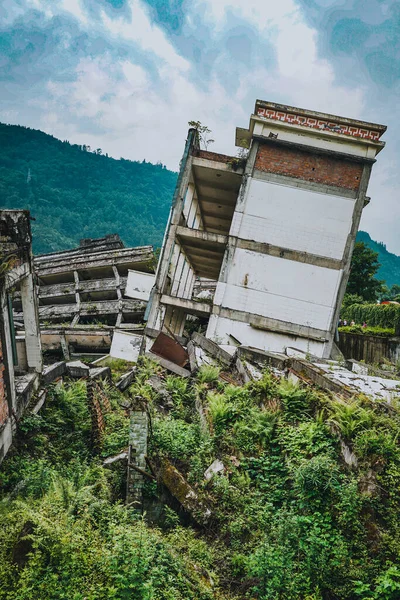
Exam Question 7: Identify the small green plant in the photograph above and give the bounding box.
[197,364,220,384]
[188,120,214,150]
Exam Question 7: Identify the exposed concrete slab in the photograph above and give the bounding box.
[191,332,232,367]
[42,361,67,384]
[289,358,353,398]
[145,353,191,377]
[66,360,90,378]
[160,295,212,317]
[115,368,137,391]
[89,367,112,382]
[237,346,288,370]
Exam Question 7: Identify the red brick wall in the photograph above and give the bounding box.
[255,143,363,191]
[0,337,9,425]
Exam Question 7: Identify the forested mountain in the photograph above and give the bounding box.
[356,231,400,288]
[0,122,177,254]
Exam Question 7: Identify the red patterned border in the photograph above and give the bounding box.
[257,108,380,141]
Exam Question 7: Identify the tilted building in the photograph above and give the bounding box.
[146,100,386,358]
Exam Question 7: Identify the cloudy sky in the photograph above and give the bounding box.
[1,0,399,252]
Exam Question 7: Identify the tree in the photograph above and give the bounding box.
[389,284,400,301]
[346,241,385,301]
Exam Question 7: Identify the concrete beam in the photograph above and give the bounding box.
[176,226,228,247]
[191,332,232,366]
[17,299,146,321]
[213,305,329,342]
[160,294,212,317]
[235,238,343,270]
[145,353,191,377]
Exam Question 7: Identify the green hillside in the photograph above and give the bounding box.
[0,123,177,254]
[357,231,400,288]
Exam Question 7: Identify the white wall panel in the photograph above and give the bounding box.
[212,250,341,331]
[110,331,142,361]
[227,249,341,307]
[125,270,155,301]
[230,179,354,259]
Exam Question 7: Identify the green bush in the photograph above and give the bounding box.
[342,303,400,332]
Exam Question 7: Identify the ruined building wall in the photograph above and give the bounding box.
[206,102,385,358]
[0,337,8,427]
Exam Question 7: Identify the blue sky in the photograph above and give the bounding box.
[1,0,399,252]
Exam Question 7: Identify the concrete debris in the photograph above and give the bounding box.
[159,458,212,525]
[31,389,47,415]
[110,331,143,362]
[194,345,219,369]
[186,340,198,373]
[89,366,111,382]
[127,411,149,508]
[42,361,66,384]
[66,360,90,379]
[115,368,137,391]
[145,353,191,378]
[191,332,232,367]
[340,440,358,469]
[314,362,400,402]
[204,459,225,481]
[346,359,369,376]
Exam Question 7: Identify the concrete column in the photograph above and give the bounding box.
[0,287,16,412]
[20,274,42,372]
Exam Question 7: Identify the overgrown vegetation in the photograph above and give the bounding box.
[339,324,395,337]
[341,303,400,333]
[2,362,400,599]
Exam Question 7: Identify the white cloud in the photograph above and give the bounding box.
[101,0,189,72]
[60,0,87,24]
[13,0,398,251]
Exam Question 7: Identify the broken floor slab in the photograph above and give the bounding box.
[66,360,90,378]
[191,332,232,367]
[314,362,400,402]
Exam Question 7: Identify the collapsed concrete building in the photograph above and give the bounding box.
[0,210,42,460]
[146,100,386,359]
[13,235,155,358]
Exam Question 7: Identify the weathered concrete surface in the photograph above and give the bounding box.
[191,332,232,367]
[115,368,137,391]
[127,410,148,507]
[237,346,288,370]
[159,458,212,525]
[145,353,191,378]
[66,360,90,378]
[42,361,66,384]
